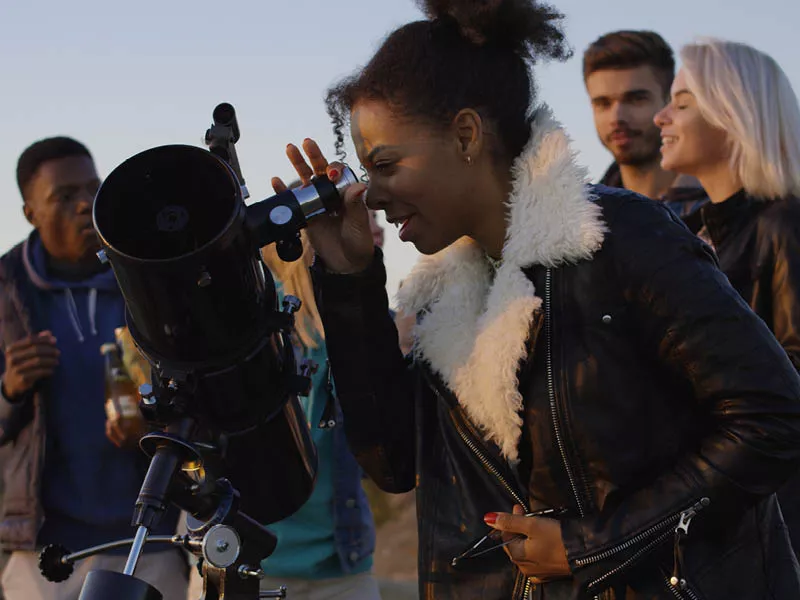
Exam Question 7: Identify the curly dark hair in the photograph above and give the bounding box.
[325,0,571,165]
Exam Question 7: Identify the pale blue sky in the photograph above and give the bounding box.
[1,0,796,300]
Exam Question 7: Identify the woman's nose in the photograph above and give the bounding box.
[363,185,384,211]
[654,105,670,128]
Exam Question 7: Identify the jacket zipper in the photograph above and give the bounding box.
[576,498,709,592]
[669,498,710,599]
[543,269,599,600]
[665,574,701,600]
[545,267,706,598]
[450,267,585,599]
[449,409,529,511]
[575,498,709,568]
[586,527,674,591]
[521,577,532,600]
[575,514,676,569]
[545,268,587,517]
[445,266,602,600]
[447,397,533,599]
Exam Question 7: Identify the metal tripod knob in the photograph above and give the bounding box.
[237,564,265,580]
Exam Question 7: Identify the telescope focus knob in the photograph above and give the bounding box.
[39,544,74,582]
[140,384,157,406]
[282,296,302,315]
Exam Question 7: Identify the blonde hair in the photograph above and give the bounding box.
[680,38,800,199]
[260,231,324,350]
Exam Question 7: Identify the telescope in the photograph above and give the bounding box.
[37,104,359,600]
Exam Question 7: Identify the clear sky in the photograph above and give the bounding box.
[1,0,796,303]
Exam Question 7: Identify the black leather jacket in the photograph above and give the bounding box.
[702,190,800,556]
[600,163,708,234]
[701,191,800,369]
[313,189,800,599]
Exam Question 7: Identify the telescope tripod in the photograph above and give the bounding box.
[40,396,288,600]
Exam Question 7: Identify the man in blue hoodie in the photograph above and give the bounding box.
[0,137,187,600]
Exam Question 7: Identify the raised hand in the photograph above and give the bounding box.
[272,139,374,274]
[2,331,60,400]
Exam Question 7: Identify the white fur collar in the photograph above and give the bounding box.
[396,109,606,462]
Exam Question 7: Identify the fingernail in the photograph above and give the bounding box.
[484,512,498,526]
[328,168,340,180]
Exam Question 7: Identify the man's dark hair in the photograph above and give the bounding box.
[16,136,92,201]
[325,0,571,165]
[583,30,675,97]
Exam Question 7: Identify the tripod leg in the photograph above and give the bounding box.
[123,526,150,576]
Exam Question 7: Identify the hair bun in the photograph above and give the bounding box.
[418,0,570,60]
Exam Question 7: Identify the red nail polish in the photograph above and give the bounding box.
[484,512,498,525]
[328,168,340,181]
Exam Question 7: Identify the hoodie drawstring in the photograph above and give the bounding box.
[64,289,85,343]
[64,289,99,343]
[88,288,98,337]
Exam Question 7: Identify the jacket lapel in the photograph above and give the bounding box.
[397,108,606,462]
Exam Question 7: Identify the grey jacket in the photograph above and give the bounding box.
[0,240,47,550]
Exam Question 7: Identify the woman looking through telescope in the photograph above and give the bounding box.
[272,0,800,598]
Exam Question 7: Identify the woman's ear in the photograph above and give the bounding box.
[452,109,485,164]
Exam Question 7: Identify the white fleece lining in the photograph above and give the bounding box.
[397,109,607,462]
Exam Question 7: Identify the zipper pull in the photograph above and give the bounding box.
[676,497,711,537]
[671,497,710,589]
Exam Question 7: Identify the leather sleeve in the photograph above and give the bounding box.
[311,249,416,493]
[562,198,800,592]
[768,215,800,371]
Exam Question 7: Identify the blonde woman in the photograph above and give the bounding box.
[656,38,800,554]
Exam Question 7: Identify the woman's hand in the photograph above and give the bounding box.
[486,505,572,582]
[272,139,374,274]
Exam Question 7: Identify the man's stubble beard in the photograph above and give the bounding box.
[609,125,663,168]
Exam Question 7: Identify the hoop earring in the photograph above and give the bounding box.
[465,155,473,166]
